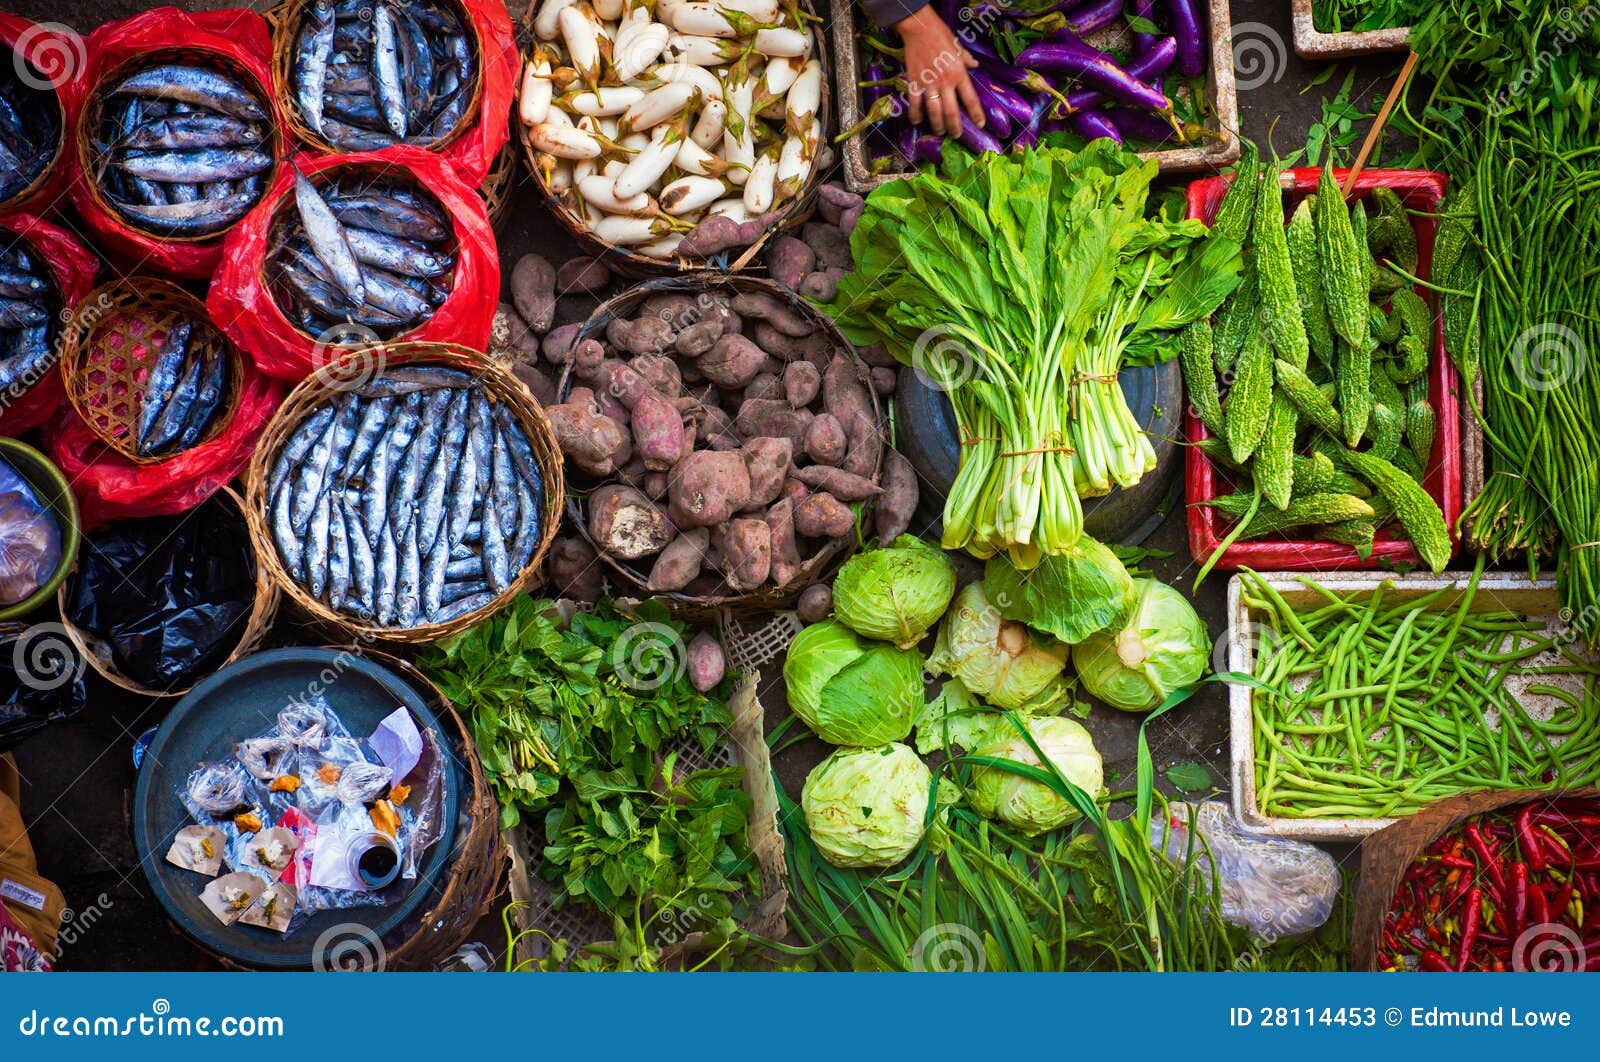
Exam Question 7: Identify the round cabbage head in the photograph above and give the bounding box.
[969,717,1104,834]
[831,535,957,648]
[802,743,932,868]
[783,620,922,746]
[1073,578,1211,712]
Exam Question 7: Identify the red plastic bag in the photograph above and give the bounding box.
[277,0,516,187]
[45,354,284,529]
[0,15,79,218]
[0,213,99,438]
[207,146,500,383]
[62,7,290,280]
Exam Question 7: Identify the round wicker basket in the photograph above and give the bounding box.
[480,136,517,232]
[244,342,565,645]
[72,47,286,244]
[0,38,68,216]
[561,274,882,617]
[58,278,243,464]
[514,2,830,279]
[270,0,485,158]
[53,486,279,699]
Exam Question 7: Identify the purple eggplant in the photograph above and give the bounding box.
[957,111,1005,153]
[972,70,1035,127]
[899,127,946,166]
[1105,106,1178,142]
[1068,108,1122,145]
[1020,33,1173,115]
[1164,0,1206,77]
[1060,34,1175,112]
[1062,0,1125,34]
[862,62,892,116]
[1130,0,1161,55]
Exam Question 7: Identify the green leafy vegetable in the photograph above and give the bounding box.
[982,536,1136,645]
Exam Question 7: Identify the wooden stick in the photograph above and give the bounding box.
[1342,50,1419,198]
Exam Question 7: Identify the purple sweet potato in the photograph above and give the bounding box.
[631,391,688,471]
[767,235,816,291]
[572,337,606,378]
[841,413,883,479]
[513,361,557,407]
[856,342,896,368]
[698,405,736,444]
[793,492,854,539]
[542,322,582,365]
[798,270,839,301]
[870,367,897,396]
[699,334,768,389]
[643,471,668,500]
[595,359,655,410]
[630,354,681,398]
[838,204,863,236]
[822,354,875,430]
[606,315,673,356]
[674,318,725,357]
[686,632,726,692]
[511,253,557,332]
[779,477,809,505]
[796,581,832,623]
[546,536,603,603]
[707,432,742,451]
[731,292,813,338]
[803,413,847,466]
[677,215,743,257]
[753,321,828,363]
[816,184,863,224]
[784,360,821,407]
[874,449,919,543]
[792,464,880,501]
[639,292,701,330]
[743,373,783,402]
[743,436,792,507]
[556,255,612,295]
[546,402,631,477]
[668,450,751,528]
[588,485,674,559]
[733,398,812,450]
[715,517,772,591]
[646,526,710,592]
[800,222,852,271]
[765,498,803,588]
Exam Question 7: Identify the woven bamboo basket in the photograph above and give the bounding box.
[270,0,485,158]
[58,279,243,464]
[53,486,278,699]
[0,40,67,216]
[73,47,284,244]
[257,158,465,346]
[480,136,517,232]
[244,342,565,645]
[560,274,882,618]
[1350,788,1600,972]
[515,1,830,279]
[507,669,787,970]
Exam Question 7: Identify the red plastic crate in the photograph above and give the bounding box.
[1182,168,1462,571]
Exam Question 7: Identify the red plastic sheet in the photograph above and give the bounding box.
[46,354,284,530]
[0,15,78,218]
[0,213,99,437]
[207,146,499,383]
[62,7,289,280]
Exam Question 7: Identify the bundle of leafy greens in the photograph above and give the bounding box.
[418,597,758,970]
[824,142,1241,570]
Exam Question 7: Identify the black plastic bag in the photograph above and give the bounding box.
[0,622,88,752]
[64,494,255,689]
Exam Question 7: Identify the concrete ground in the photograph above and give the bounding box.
[6,0,1409,970]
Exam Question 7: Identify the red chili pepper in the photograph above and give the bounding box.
[1511,862,1529,932]
[1439,853,1476,871]
[1466,822,1510,893]
[1530,883,1551,927]
[1552,878,1576,926]
[1456,886,1483,971]
[1518,807,1547,873]
[1420,949,1453,972]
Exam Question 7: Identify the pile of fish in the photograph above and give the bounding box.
[0,238,59,394]
[0,52,61,205]
[267,365,545,628]
[135,321,232,457]
[269,167,456,338]
[291,0,479,151]
[90,62,274,237]
[0,453,62,607]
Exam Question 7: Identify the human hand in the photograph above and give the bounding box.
[894,6,984,137]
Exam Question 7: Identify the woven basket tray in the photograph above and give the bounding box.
[0,37,67,216]
[514,0,829,279]
[59,279,243,464]
[506,671,787,969]
[269,0,485,158]
[73,47,285,244]
[243,341,565,645]
[560,274,882,619]
[1350,787,1600,972]
[53,486,278,698]
[480,136,517,233]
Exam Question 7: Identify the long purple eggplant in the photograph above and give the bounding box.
[1068,108,1122,145]
[957,111,1005,153]
[1021,33,1173,114]
[1164,0,1206,77]
[1061,35,1175,112]
[972,70,1035,127]
[1129,0,1161,55]
[899,126,946,166]
[1105,106,1177,142]
[1062,0,1125,34]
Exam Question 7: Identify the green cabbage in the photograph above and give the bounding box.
[783,620,922,746]
[982,536,1135,646]
[1073,578,1211,712]
[802,743,932,868]
[969,717,1104,834]
[832,535,958,648]
[926,582,1071,714]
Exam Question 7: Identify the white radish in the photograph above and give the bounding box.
[689,97,727,149]
[775,131,807,196]
[675,136,728,177]
[660,175,725,215]
[752,28,808,58]
[707,198,749,221]
[542,157,574,193]
[593,0,626,19]
[649,63,724,103]
[593,213,675,246]
[742,151,777,213]
[545,105,574,128]
[574,155,598,183]
[603,158,626,178]
[762,55,803,100]
[722,73,756,185]
[579,173,651,213]
[621,81,698,135]
[663,2,741,39]
[534,0,580,40]
[719,0,781,17]
[636,233,685,259]
[667,33,735,66]
[559,5,601,86]
[620,131,650,152]
[520,53,554,126]
[612,21,671,82]
[597,116,620,139]
[614,123,682,199]
[531,121,601,159]
[786,58,821,136]
[565,86,645,116]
